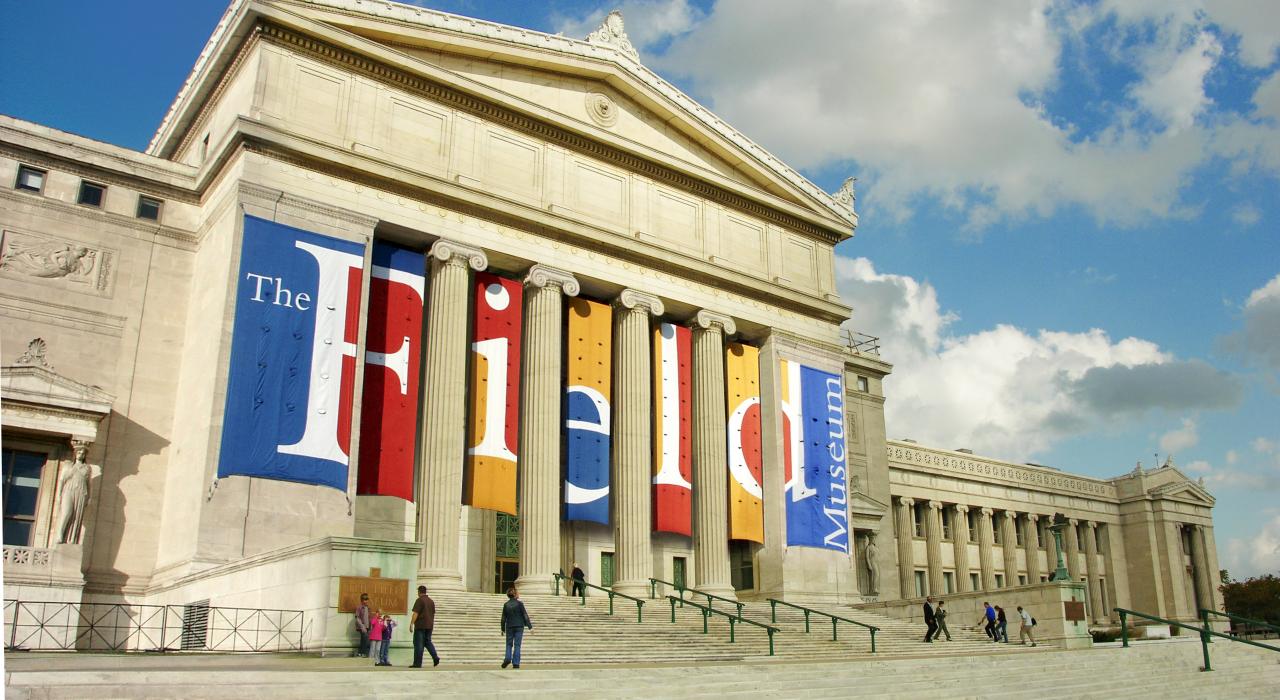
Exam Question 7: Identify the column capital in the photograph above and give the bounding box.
[980,507,993,517]
[1068,518,1079,527]
[928,500,943,511]
[1086,520,1099,530]
[690,309,737,335]
[429,239,487,271]
[953,504,970,514]
[1026,513,1039,522]
[614,288,664,316]
[1002,510,1018,521]
[900,496,916,507]
[524,264,580,296]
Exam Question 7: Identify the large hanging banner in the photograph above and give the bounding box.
[564,298,612,524]
[652,322,692,536]
[218,215,365,491]
[356,242,425,501]
[726,342,764,542]
[779,360,848,552]
[464,272,523,514]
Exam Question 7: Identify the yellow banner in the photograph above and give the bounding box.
[726,342,764,542]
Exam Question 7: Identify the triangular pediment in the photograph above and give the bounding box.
[1149,480,1216,506]
[1,363,114,415]
[175,0,854,238]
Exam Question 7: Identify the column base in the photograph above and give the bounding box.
[514,572,558,596]
[417,569,464,592]
[611,579,651,598]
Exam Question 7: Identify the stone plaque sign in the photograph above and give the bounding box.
[1063,600,1086,622]
[338,575,409,614]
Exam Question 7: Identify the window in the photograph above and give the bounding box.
[941,508,952,541]
[914,570,927,597]
[3,449,46,546]
[943,571,955,594]
[967,510,977,543]
[1014,515,1024,546]
[137,195,163,221]
[993,515,1003,545]
[1095,525,1105,552]
[856,375,869,392]
[1040,575,1048,583]
[78,181,105,207]
[912,503,924,538]
[1018,575,1027,586]
[15,165,45,193]
[1038,521,1049,549]
[1033,521,1043,548]
[495,513,519,559]
[970,572,981,590]
[995,573,1005,589]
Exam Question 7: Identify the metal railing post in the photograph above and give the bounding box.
[636,600,643,623]
[803,609,810,633]
[1201,609,1212,643]
[553,574,561,596]
[701,608,709,634]
[1120,610,1129,648]
[832,617,838,642]
[649,579,656,599]
[870,629,876,654]
[729,617,736,643]
[669,598,676,623]
[767,628,775,656]
[1201,626,1213,672]
[735,602,743,620]
[769,599,777,623]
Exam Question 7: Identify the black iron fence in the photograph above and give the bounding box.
[4,600,305,653]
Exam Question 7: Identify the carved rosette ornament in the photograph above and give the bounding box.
[15,338,52,368]
[585,92,619,127]
[586,11,639,61]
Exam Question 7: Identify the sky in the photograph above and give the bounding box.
[2,0,1277,579]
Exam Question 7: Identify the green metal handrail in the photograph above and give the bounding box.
[667,595,778,656]
[648,578,743,619]
[1201,608,1280,638]
[551,574,645,623]
[1116,607,1280,672]
[767,598,878,653]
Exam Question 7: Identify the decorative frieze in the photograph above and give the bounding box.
[0,230,115,296]
[888,442,1115,498]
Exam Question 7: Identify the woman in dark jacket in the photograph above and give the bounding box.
[501,587,533,668]
[995,606,1009,642]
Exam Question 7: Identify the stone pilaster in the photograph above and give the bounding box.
[896,497,916,596]
[690,310,737,599]
[1024,514,1042,583]
[1189,524,1214,615]
[1065,518,1081,583]
[977,507,996,591]
[952,504,971,592]
[514,265,579,594]
[1200,524,1225,614]
[1000,511,1019,585]
[924,501,944,595]
[1084,521,1104,621]
[417,239,487,588]
[611,289,663,597]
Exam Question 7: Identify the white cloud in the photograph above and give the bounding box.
[1220,273,1280,371]
[1186,459,1213,473]
[553,0,700,51]
[1129,30,1222,133]
[835,256,1241,460]
[1226,449,1239,465]
[1231,204,1262,227]
[1160,418,1200,455]
[1256,437,1278,453]
[1224,513,1280,578]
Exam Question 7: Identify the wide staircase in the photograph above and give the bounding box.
[6,636,1278,698]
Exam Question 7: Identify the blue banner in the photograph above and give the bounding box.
[564,298,612,524]
[780,360,849,552]
[217,215,366,491]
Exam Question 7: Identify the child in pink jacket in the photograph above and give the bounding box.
[369,611,386,666]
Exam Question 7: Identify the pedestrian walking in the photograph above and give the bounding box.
[368,610,386,666]
[996,606,1009,642]
[922,595,938,642]
[979,602,997,642]
[379,613,396,666]
[1017,606,1037,646]
[500,587,533,669]
[571,563,586,597]
[354,593,371,657]
[410,585,440,668]
[935,600,953,641]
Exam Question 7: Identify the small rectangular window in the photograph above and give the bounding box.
[970,572,981,590]
[78,181,106,207]
[912,503,924,538]
[137,195,163,221]
[995,573,1005,588]
[1015,516,1025,546]
[856,375,869,392]
[993,516,1003,545]
[15,165,46,193]
[967,510,977,542]
[941,509,952,541]
[1018,575,1027,586]
[914,570,927,597]
[943,571,955,594]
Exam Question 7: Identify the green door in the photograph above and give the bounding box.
[600,552,615,588]
[673,557,687,589]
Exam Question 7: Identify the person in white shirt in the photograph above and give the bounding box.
[1017,606,1037,646]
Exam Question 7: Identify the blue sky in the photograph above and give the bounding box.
[3,0,1277,578]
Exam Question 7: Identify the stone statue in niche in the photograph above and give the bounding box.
[57,443,92,545]
[0,239,95,279]
[863,532,880,595]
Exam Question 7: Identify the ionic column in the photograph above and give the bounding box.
[1189,524,1214,615]
[1024,514,1043,583]
[514,265,579,594]
[924,501,944,595]
[417,240,487,588]
[1065,518,1082,582]
[896,497,916,596]
[690,310,737,598]
[1084,521,1104,622]
[610,289,663,597]
[977,507,996,590]
[1000,511,1019,586]
[952,505,972,592]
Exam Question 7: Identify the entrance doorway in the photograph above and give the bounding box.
[495,513,519,593]
[673,556,687,590]
[495,559,519,594]
[729,541,754,591]
[600,552,616,588]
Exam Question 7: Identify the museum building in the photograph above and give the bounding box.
[0,0,1223,649]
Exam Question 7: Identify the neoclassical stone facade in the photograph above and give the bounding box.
[0,0,1221,648]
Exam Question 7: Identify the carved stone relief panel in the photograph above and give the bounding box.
[0,229,116,297]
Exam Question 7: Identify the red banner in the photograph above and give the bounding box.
[356,244,425,501]
[652,322,693,535]
[464,272,523,514]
